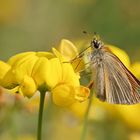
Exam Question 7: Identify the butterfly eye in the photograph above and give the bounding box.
[91,39,101,49]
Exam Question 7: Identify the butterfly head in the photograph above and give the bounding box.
[91,35,104,49]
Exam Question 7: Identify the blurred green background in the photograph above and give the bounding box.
[0,0,140,140]
[0,0,140,61]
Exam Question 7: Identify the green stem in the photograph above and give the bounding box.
[37,89,46,140]
[80,91,94,140]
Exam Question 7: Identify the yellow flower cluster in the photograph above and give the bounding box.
[0,40,90,107]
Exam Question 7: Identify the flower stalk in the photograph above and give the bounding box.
[80,82,94,140]
[37,87,47,140]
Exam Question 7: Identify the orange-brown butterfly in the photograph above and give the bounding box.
[73,35,140,104]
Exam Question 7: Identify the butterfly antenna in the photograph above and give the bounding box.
[83,30,87,34]
[82,30,92,37]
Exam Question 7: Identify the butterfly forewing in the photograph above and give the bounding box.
[94,47,140,104]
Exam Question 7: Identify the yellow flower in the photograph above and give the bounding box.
[0,60,11,81]
[0,40,90,107]
[88,98,140,130]
[58,39,85,73]
[129,133,140,140]
[69,100,89,118]
[115,104,140,129]
[58,39,79,61]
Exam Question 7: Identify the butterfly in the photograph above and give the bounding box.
[73,35,140,104]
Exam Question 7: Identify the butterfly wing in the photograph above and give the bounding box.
[95,60,106,101]
[95,47,140,104]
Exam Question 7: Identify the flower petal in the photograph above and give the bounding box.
[36,52,54,59]
[12,54,39,83]
[74,86,90,102]
[7,52,36,65]
[32,57,62,89]
[0,60,11,81]
[32,57,50,87]
[19,75,37,98]
[69,101,89,118]
[58,39,78,61]
[52,48,65,62]
[1,69,18,88]
[52,84,75,106]
[62,62,80,86]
